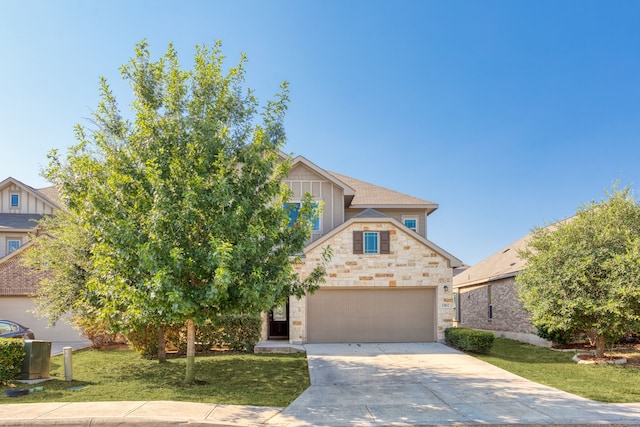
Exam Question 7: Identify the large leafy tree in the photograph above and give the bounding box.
[516,187,640,357]
[42,40,328,382]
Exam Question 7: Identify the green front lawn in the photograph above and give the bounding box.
[472,338,640,403]
[1,349,309,406]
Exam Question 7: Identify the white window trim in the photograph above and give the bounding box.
[10,193,20,208]
[363,231,379,254]
[401,215,419,233]
[286,201,322,233]
[7,240,21,254]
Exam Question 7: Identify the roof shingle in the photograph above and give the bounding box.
[328,171,438,208]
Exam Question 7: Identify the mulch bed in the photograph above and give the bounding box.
[553,342,640,367]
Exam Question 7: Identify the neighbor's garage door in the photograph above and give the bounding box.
[0,296,83,342]
[307,288,436,343]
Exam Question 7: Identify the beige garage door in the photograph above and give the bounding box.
[307,288,436,343]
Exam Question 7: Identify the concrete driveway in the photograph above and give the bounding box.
[51,341,91,356]
[270,343,640,426]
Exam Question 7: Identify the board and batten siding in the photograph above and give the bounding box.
[285,164,345,240]
[1,184,55,215]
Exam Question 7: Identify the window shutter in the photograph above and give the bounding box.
[380,231,390,254]
[353,231,363,254]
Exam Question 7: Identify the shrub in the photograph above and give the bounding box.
[535,324,574,345]
[127,313,262,357]
[445,327,494,354]
[217,313,262,352]
[0,338,26,384]
[126,325,162,357]
[76,316,128,348]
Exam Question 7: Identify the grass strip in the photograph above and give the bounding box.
[472,338,640,403]
[1,349,309,406]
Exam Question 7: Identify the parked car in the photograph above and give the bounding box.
[0,320,35,339]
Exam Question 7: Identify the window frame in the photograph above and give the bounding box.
[7,240,21,254]
[10,193,20,208]
[488,284,493,320]
[363,231,379,254]
[284,202,321,232]
[402,215,419,233]
[353,230,390,255]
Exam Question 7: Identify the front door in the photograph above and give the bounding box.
[268,301,289,340]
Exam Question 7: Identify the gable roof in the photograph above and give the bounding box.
[452,233,531,288]
[353,208,388,218]
[328,171,438,211]
[36,185,61,208]
[0,177,60,210]
[282,152,439,212]
[304,212,463,268]
[453,218,571,288]
[290,156,356,197]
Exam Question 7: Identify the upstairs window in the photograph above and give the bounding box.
[402,216,418,233]
[10,194,19,207]
[7,240,20,254]
[353,230,390,254]
[284,202,320,231]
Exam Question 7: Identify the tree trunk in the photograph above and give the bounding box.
[157,326,167,363]
[595,334,607,358]
[185,319,196,384]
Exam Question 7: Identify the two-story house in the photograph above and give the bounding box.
[262,156,462,344]
[0,177,83,341]
[2,155,462,345]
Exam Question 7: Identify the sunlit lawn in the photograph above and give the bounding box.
[1,348,309,406]
[471,338,640,403]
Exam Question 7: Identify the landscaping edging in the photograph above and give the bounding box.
[572,353,627,365]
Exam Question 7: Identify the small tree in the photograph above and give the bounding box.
[24,210,94,325]
[516,186,640,357]
[41,40,329,383]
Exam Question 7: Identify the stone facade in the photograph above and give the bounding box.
[287,220,454,343]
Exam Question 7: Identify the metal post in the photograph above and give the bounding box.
[63,346,73,381]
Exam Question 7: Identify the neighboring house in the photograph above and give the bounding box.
[0,177,83,341]
[452,229,550,347]
[261,156,463,344]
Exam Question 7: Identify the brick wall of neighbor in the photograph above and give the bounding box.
[0,249,48,296]
[457,276,537,336]
[285,221,454,343]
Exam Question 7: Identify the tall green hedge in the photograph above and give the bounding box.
[445,327,494,354]
[0,338,26,384]
[128,313,262,357]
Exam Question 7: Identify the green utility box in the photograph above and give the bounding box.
[20,340,52,380]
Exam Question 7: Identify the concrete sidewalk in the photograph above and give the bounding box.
[2,342,640,426]
[0,400,283,426]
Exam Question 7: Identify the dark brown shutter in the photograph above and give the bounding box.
[353,231,363,254]
[380,230,390,254]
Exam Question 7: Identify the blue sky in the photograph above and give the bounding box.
[1,0,639,265]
